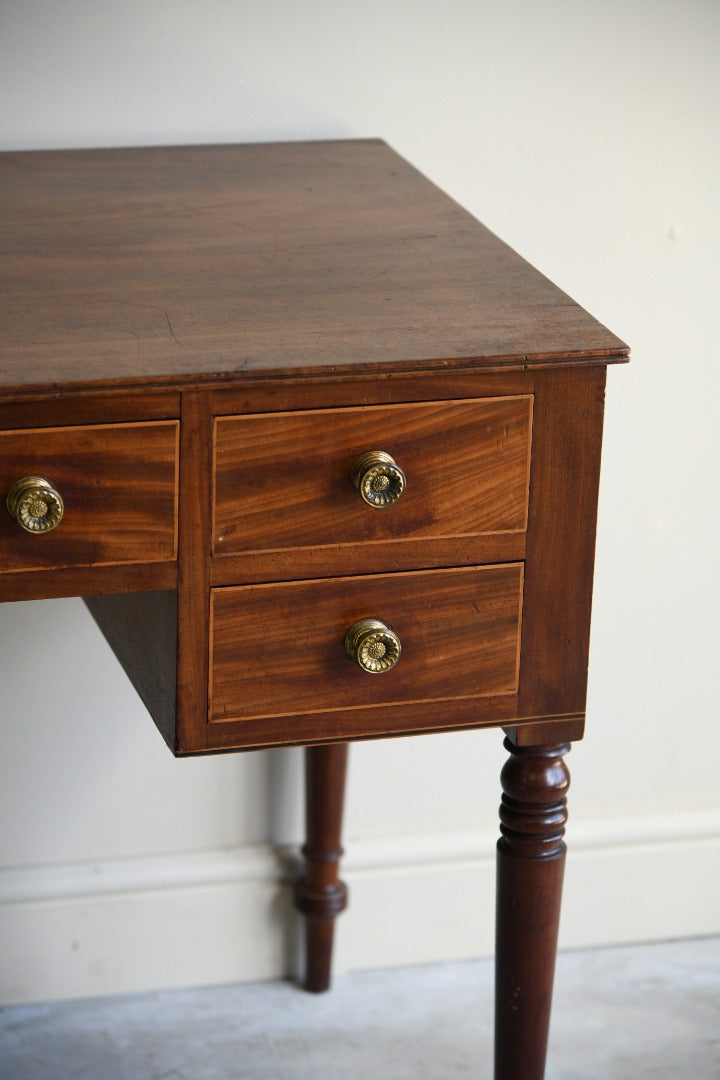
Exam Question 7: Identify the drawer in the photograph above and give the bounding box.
[209,564,523,728]
[0,421,179,572]
[213,397,532,557]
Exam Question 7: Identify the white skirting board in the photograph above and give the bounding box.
[1,808,719,1006]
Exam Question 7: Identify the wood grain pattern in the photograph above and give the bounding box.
[175,391,214,753]
[213,397,531,557]
[0,421,179,573]
[0,141,628,396]
[515,366,607,736]
[0,390,180,432]
[208,533,526,589]
[209,564,523,729]
[208,369,538,418]
[0,560,177,604]
[200,692,521,753]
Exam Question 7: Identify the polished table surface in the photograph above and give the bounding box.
[0,140,627,1079]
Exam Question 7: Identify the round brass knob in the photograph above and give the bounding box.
[344,618,401,674]
[351,451,406,508]
[6,476,64,534]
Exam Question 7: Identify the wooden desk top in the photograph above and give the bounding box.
[0,140,627,396]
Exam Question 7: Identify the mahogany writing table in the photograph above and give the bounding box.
[0,140,628,1079]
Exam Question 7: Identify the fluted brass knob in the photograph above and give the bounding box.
[344,618,401,674]
[351,451,406,508]
[6,476,64,534]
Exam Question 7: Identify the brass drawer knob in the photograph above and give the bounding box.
[6,476,65,534]
[351,451,406,508]
[344,618,401,674]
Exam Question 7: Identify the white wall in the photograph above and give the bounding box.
[1,0,718,1004]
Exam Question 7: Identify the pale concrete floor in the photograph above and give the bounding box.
[1,938,718,1079]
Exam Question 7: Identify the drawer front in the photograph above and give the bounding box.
[0,421,179,572]
[209,564,523,726]
[213,397,532,556]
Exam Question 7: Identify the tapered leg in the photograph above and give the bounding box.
[294,742,349,992]
[495,738,571,1080]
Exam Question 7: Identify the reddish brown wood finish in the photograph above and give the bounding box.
[0,390,180,431]
[294,743,349,992]
[209,532,526,590]
[209,565,523,733]
[213,396,531,555]
[175,391,214,754]
[0,142,627,397]
[0,421,178,574]
[204,692,521,753]
[515,366,607,734]
[495,739,570,1080]
[0,560,177,604]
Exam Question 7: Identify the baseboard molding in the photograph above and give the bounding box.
[2,807,719,1005]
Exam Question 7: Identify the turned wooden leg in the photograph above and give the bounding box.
[495,738,571,1080]
[294,742,349,993]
